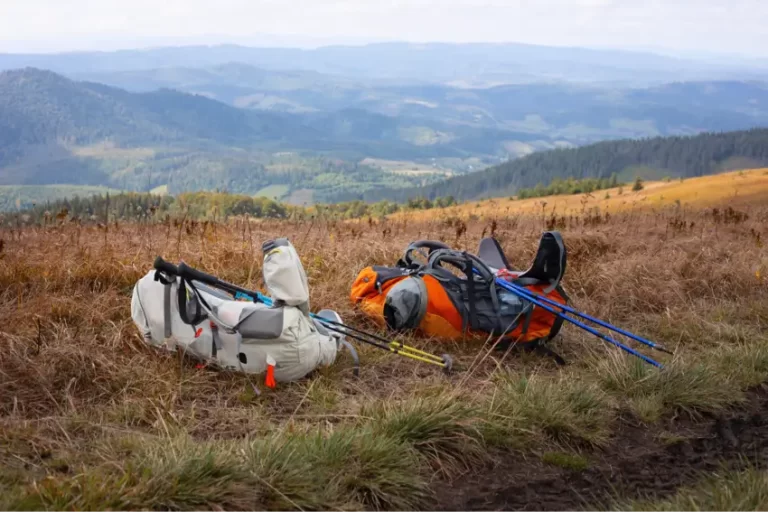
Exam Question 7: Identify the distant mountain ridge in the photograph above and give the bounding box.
[58,63,768,147]
[4,42,768,87]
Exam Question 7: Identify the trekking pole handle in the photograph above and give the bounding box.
[176,261,260,301]
[177,262,223,288]
[153,256,179,276]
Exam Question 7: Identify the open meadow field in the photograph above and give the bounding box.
[1,183,768,510]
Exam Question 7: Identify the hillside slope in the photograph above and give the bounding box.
[397,168,768,221]
[3,68,768,206]
[349,128,768,203]
[0,68,310,164]
[0,68,540,162]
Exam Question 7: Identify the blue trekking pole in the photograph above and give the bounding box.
[502,281,673,355]
[474,269,664,368]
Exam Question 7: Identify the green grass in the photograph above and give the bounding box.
[284,188,314,206]
[541,451,590,471]
[617,165,670,182]
[14,348,762,511]
[5,332,768,511]
[3,427,432,511]
[483,372,614,448]
[363,395,485,475]
[596,340,768,422]
[620,467,768,511]
[71,143,157,159]
[397,126,456,146]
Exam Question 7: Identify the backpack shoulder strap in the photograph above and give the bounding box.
[516,231,567,293]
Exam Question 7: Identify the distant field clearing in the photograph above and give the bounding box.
[254,185,289,200]
[284,188,314,206]
[360,158,453,176]
[71,143,156,159]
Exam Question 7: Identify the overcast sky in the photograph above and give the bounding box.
[1,0,766,58]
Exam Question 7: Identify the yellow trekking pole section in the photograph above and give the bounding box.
[386,346,450,367]
[311,316,453,371]
[388,341,446,362]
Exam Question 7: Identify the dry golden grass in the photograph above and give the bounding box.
[400,168,768,221]
[0,190,767,509]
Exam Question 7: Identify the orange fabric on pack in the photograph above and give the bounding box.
[350,267,407,327]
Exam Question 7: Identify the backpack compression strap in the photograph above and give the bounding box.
[154,270,176,339]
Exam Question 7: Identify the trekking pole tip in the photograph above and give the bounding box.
[441,354,454,373]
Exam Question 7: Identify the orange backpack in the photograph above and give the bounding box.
[350,233,570,355]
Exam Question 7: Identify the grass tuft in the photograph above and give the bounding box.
[541,451,590,471]
[6,438,256,511]
[620,467,768,511]
[597,342,768,422]
[6,430,432,512]
[322,427,432,510]
[485,372,614,447]
[364,394,486,475]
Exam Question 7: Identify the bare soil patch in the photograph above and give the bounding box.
[438,385,768,511]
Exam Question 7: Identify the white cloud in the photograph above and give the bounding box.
[0,0,766,56]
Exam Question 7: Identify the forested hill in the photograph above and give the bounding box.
[0,68,311,154]
[339,128,768,203]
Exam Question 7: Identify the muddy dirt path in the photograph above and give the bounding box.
[437,385,768,511]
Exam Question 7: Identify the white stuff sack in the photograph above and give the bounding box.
[261,238,310,309]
